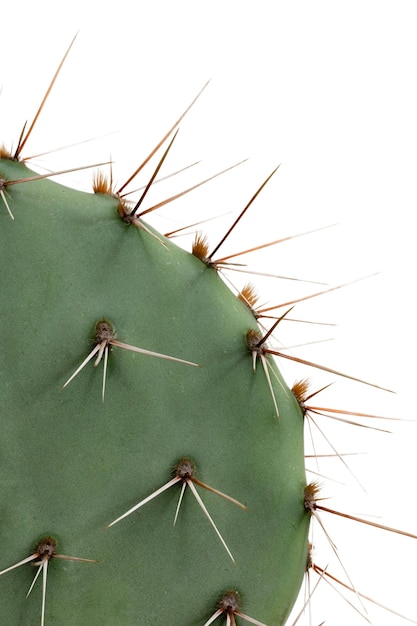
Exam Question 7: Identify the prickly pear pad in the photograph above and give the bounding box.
[0,159,309,625]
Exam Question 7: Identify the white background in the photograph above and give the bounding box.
[1,2,416,625]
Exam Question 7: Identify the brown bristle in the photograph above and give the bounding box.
[292,378,311,408]
[117,198,134,223]
[0,145,13,160]
[305,542,313,571]
[174,457,195,480]
[218,590,240,613]
[93,170,112,195]
[304,481,322,512]
[192,232,211,264]
[238,283,259,310]
[246,328,263,353]
[36,536,57,559]
[94,320,115,344]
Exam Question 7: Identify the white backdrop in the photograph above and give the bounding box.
[1,2,416,625]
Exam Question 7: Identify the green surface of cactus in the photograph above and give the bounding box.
[0,157,310,624]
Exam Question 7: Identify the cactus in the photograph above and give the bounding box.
[1,33,416,626]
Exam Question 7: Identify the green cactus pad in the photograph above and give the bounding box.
[0,158,309,625]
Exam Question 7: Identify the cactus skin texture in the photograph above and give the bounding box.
[0,146,310,624]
